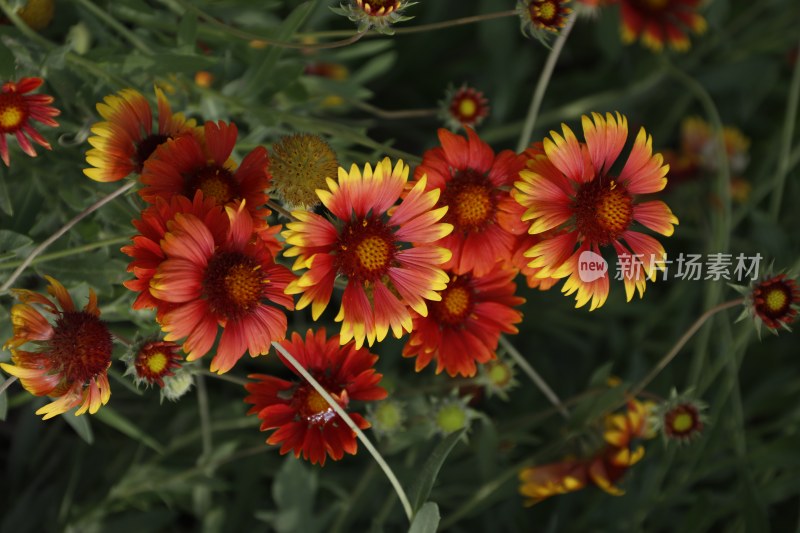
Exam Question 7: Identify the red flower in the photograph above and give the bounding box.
[744,273,800,333]
[403,265,524,377]
[84,87,196,182]
[412,127,526,277]
[620,0,706,51]
[439,85,490,130]
[245,328,387,466]
[128,339,183,388]
[150,202,295,373]
[140,120,271,219]
[1,277,111,419]
[283,158,452,349]
[514,112,678,310]
[0,77,60,166]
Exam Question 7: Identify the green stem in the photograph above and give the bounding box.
[629,299,743,397]
[198,369,249,387]
[74,0,155,54]
[516,11,577,152]
[0,376,18,396]
[266,200,296,222]
[271,341,413,522]
[196,375,213,460]
[350,100,438,120]
[499,335,569,418]
[0,182,137,294]
[0,236,132,270]
[769,36,800,220]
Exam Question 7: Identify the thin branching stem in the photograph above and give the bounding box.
[499,335,569,419]
[272,341,413,522]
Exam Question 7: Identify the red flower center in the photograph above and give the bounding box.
[336,217,396,282]
[664,404,702,438]
[574,179,633,245]
[431,277,474,326]
[187,166,240,205]
[134,133,170,173]
[0,92,29,133]
[356,0,400,16]
[49,311,113,383]
[204,251,266,317]
[443,170,497,233]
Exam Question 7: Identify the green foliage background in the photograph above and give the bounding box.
[1,0,799,531]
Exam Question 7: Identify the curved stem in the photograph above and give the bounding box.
[0,376,18,396]
[350,100,438,120]
[0,181,137,294]
[198,369,249,387]
[0,237,132,271]
[266,200,297,222]
[769,36,800,220]
[629,298,744,397]
[516,12,577,152]
[391,9,517,35]
[272,341,413,522]
[499,335,569,419]
[175,0,365,50]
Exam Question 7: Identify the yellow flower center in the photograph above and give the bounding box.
[534,1,556,21]
[294,383,342,425]
[304,389,330,417]
[488,362,512,387]
[204,252,266,317]
[765,287,788,313]
[671,412,694,433]
[145,351,168,374]
[193,167,237,205]
[451,182,494,230]
[444,286,470,317]
[575,179,634,245]
[355,235,391,273]
[224,263,264,308]
[457,98,477,119]
[0,93,27,132]
[432,277,474,326]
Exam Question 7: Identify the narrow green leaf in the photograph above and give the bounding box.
[94,406,165,454]
[0,167,12,216]
[64,413,94,444]
[177,12,198,48]
[408,502,440,533]
[409,428,465,512]
[0,41,14,79]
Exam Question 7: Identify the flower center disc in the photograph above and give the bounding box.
[432,279,474,326]
[144,351,168,374]
[336,218,396,282]
[190,166,239,205]
[293,380,343,425]
[764,287,789,315]
[574,179,633,245]
[50,312,113,383]
[444,171,496,233]
[532,1,557,24]
[0,93,28,132]
[456,98,477,120]
[204,252,265,317]
[671,412,694,433]
[135,133,170,172]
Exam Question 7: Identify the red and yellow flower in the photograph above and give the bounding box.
[412,127,526,277]
[739,273,800,334]
[150,202,295,374]
[245,328,387,466]
[84,87,196,182]
[514,112,679,310]
[283,158,452,349]
[620,0,706,52]
[403,265,524,377]
[0,77,60,166]
[439,85,490,131]
[140,120,271,218]
[1,277,112,419]
[127,339,183,389]
[517,0,573,38]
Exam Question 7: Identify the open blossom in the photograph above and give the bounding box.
[411,127,526,277]
[1,277,112,419]
[245,328,387,465]
[514,112,678,310]
[84,87,196,182]
[403,264,524,377]
[283,158,452,349]
[150,202,295,374]
[0,77,60,166]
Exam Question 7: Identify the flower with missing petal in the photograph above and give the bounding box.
[84,87,195,182]
[0,77,60,166]
[245,328,387,466]
[1,277,112,419]
[283,158,453,349]
[514,112,679,310]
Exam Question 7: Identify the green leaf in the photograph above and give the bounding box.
[409,428,465,512]
[272,457,319,533]
[64,413,94,445]
[0,229,33,262]
[349,51,397,85]
[177,12,198,48]
[0,41,14,79]
[408,502,440,533]
[94,406,165,454]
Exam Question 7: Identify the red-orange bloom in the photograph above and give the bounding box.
[0,77,60,166]
[1,277,111,419]
[403,265,524,377]
[514,112,679,310]
[150,202,295,374]
[412,127,526,277]
[747,274,800,333]
[245,328,387,466]
[84,87,196,182]
[122,192,228,316]
[439,85,490,130]
[140,120,271,218]
[620,0,706,52]
[283,158,452,349]
[129,339,183,388]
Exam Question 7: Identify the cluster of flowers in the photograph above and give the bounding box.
[1,70,798,472]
